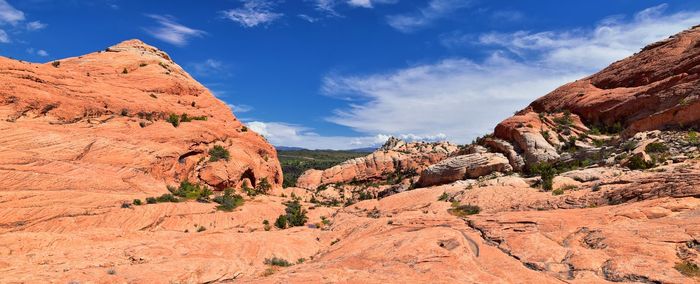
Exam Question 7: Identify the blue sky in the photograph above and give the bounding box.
[2,1,700,149]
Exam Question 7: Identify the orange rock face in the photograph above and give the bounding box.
[0,39,283,192]
[296,138,459,189]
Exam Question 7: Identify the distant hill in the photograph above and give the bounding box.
[276,146,376,153]
[276,148,370,187]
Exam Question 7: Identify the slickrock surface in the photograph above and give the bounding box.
[418,153,512,187]
[296,137,458,189]
[493,26,700,169]
[0,39,283,192]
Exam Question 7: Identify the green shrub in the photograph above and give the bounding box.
[172,180,211,200]
[627,155,655,170]
[209,145,230,162]
[146,197,157,204]
[448,203,481,217]
[256,177,272,194]
[274,214,287,229]
[166,114,180,127]
[51,61,60,68]
[156,193,178,203]
[438,192,449,201]
[214,188,244,211]
[552,188,564,196]
[133,199,142,206]
[284,199,308,227]
[689,131,699,144]
[531,162,556,191]
[674,261,700,277]
[645,142,668,153]
[264,257,292,267]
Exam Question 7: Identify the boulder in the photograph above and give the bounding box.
[418,153,513,187]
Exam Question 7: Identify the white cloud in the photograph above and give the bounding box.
[386,0,471,33]
[347,0,398,8]
[322,5,700,145]
[228,104,253,113]
[144,15,205,46]
[477,4,700,70]
[312,0,341,17]
[246,121,444,149]
[190,59,229,77]
[0,29,8,43]
[298,14,319,23]
[26,47,48,56]
[26,20,46,31]
[221,0,283,28]
[0,0,24,26]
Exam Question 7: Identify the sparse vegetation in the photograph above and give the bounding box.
[263,219,271,231]
[438,192,449,201]
[367,207,381,218]
[689,131,699,145]
[264,257,292,267]
[645,142,668,153]
[166,114,180,127]
[531,162,556,191]
[627,154,655,170]
[170,180,212,200]
[51,61,60,68]
[146,197,157,204]
[121,201,131,208]
[132,199,142,206]
[448,203,481,217]
[241,126,248,132]
[674,261,700,278]
[156,193,178,203]
[213,188,244,211]
[552,188,564,196]
[274,199,308,229]
[209,145,230,162]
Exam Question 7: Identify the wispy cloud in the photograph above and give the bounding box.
[190,59,230,77]
[0,0,24,26]
[0,29,8,43]
[221,0,283,28]
[311,0,342,17]
[228,104,254,113]
[144,14,206,46]
[386,0,471,33]
[246,121,440,149]
[347,0,398,9]
[26,20,46,31]
[322,5,700,145]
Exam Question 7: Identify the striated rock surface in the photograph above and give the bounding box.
[0,39,282,192]
[493,26,700,169]
[296,138,458,189]
[418,153,512,187]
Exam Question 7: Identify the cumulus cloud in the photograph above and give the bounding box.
[322,5,700,145]
[221,0,283,27]
[144,15,206,46]
[26,47,49,56]
[386,0,471,33]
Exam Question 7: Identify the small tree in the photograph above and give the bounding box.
[531,162,556,191]
[274,214,287,229]
[209,145,230,162]
[284,199,308,227]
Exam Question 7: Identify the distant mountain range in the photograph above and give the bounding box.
[276,146,377,153]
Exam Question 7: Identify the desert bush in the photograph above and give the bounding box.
[166,114,180,127]
[121,201,131,208]
[264,257,292,267]
[156,193,178,203]
[275,200,308,229]
[172,180,211,200]
[645,142,668,153]
[627,155,655,170]
[674,261,700,277]
[146,197,157,204]
[214,188,244,211]
[531,162,556,191]
[438,192,449,201]
[448,203,481,217]
[133,199,142,206]
[52,61,60,68]
[274,214,288,229]
[209,145,230,162]
[689,131,699,144]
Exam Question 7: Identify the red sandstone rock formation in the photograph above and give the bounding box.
[0,39,283,192]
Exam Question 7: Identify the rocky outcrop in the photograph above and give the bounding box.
[0,39,282,192]
[418,153,512,187]
[492,26,700,169]
[296,138,458,189]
